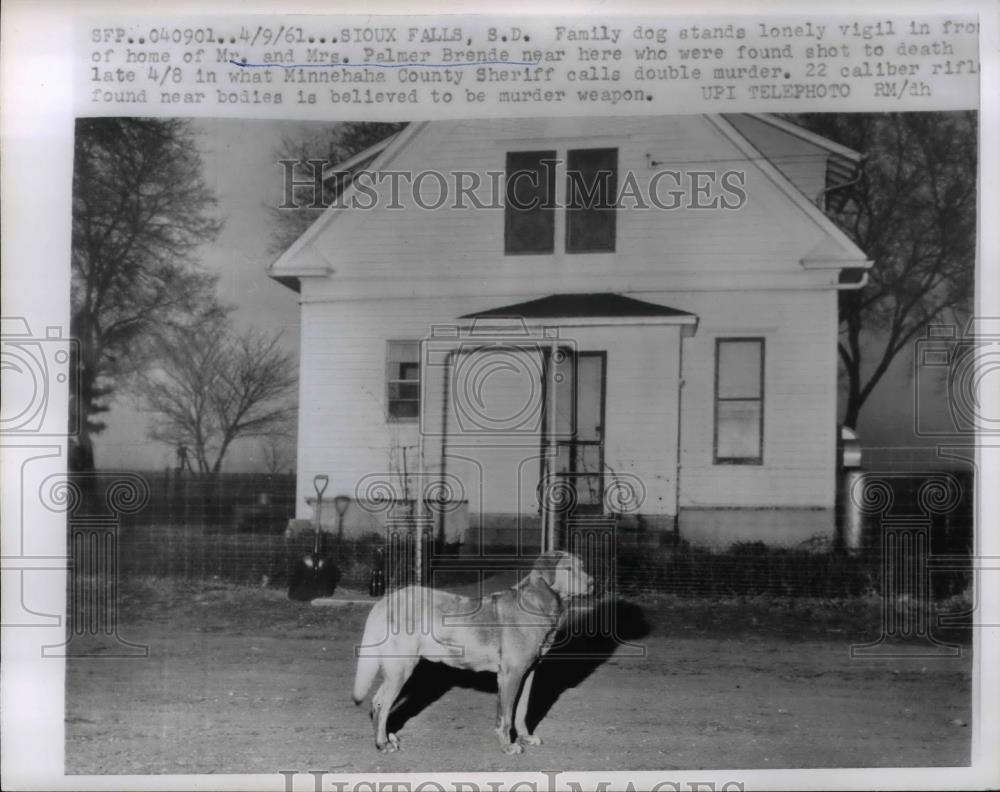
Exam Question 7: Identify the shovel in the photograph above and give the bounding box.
[288,475,341,601]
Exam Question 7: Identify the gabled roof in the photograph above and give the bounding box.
[269,116,871,293]
[722,114,861,212]
[268,139,398,290]
[461,293,696,319]
[319,132,400,182]
[707,115,870,270]
[267,123,426,292]
[739,114,861,163]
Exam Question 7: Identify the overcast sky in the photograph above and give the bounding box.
[91,118,962,473]
[94,118,314,472]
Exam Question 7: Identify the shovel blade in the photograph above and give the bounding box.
[288,553,341,601]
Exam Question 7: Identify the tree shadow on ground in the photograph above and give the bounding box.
[385,596,650,736]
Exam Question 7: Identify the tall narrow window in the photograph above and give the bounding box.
[504,150,556,254]
[387,341,420,420]
[566,147,617,253]
[714,338,764,464]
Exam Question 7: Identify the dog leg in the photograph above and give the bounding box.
[372,659,416,752]
[514,667,542,746]
[370,682,392,752]
[496,664,525,754]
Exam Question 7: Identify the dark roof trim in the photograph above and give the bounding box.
[461,293,696,319]
[270,275,301,294]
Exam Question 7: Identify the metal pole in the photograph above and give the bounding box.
[415,338,430,588]
[674,329,685,538]
[438,347,457,580]
[405,446,419,587]
[545,337,559,553]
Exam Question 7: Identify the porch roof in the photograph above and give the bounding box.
[460,293,697,320]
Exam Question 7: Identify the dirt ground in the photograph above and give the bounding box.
[65,577,972,774]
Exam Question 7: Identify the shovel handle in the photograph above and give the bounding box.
[312,475,330,553]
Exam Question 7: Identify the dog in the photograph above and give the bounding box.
[352,550,594,754]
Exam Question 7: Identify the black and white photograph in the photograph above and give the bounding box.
[1,3,996,790]
[60,109,979,772]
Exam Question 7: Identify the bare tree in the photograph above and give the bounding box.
[269,122,406,254]
[71,118,223,470]
[135,312,297,476]
[790,112,977,428]
[259,434,296,475]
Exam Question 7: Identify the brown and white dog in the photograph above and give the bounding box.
[352,550,594,754]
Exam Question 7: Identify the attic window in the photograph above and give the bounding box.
[387,341,420,421]
[504,151,556,254]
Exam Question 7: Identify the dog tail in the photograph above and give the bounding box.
[352,598,386,704]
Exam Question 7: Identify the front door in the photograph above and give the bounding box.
[548,350,606,516]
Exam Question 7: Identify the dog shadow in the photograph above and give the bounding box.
[386,597,649,736]
[524,597,650,732]
[387,663,497,735]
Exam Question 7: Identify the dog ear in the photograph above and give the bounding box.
[531,553,560,587]
[519,581,556,613]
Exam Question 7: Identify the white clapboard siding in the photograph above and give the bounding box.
[296,297,682,518]
[284,115,862,532]
[294,116,844,303]
[671,289,838,508]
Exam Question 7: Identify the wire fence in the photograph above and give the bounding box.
[123,469,298,532]
[66,451,974,600]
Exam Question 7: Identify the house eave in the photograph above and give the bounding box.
[267,123,427,286]
[744,113,863,162]
[266,263,334,293]
[708,115,870,266]
[800,258,874,271]
[320,133,398,182]
[455,315,699,337]
[271,275,301,293]
[459,315,698,326]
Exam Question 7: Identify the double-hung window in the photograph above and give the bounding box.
[714,338,765,464]
[387,341,420,420]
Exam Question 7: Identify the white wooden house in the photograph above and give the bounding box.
[269,114,870,550]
